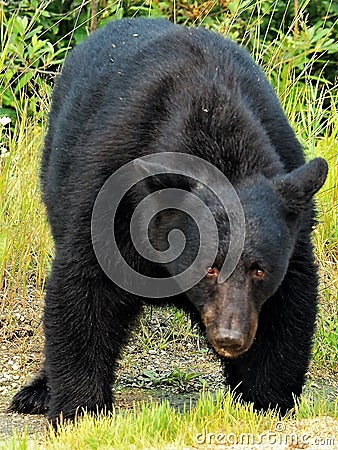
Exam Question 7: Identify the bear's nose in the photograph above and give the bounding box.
[214,328,245,351]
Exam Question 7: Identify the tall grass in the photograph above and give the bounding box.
[0,114,51,300]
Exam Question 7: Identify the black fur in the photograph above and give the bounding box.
[9,18,328,424]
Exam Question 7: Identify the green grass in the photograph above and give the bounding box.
[41,393,338,449]
[306,94,338,373]
[0,0,337,449]
[0,114,51,297]
[1,390,337,449]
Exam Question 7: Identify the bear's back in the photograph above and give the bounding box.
[42,18,305,230]
[46,18,304,174]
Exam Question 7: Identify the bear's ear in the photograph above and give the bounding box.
[274,157,328,215]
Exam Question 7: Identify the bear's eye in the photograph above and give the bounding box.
[206,267,219,278]
[250,264,265,280]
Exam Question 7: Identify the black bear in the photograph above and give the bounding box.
[10,18,328,424]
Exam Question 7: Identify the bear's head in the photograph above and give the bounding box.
[133,156,328,358]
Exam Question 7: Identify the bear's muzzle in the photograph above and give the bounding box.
[201,282,258,358]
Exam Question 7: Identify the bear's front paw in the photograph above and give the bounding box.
[8,371,50,415]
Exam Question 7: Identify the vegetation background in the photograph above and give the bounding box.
[0,1,337,449]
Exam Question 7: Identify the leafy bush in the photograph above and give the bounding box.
[0,8,67,122]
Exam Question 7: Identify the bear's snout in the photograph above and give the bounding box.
[201,282,258,358]
[207,323,256,359]
[213,328,245,354]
